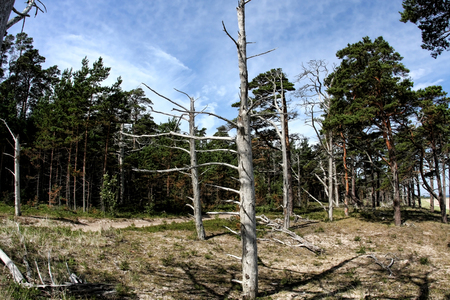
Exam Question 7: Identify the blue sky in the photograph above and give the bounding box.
[7,0,450,140]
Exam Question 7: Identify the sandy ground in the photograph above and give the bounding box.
[17,214,230,232]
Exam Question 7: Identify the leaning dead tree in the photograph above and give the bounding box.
[1,118,21,216]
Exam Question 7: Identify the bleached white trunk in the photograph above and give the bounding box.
[280,98,291,229]
[189,99,205,240]
[327,132,333,221]
[14,135,20,216]
[235,1,258,298]
[119,124,125,205]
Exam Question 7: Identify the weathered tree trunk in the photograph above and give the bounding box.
[189,98,205,240]
[327,132,333,221]
[281,89,294,218]
[0,0,14,50]
[1,119,20,216]
[14,135,20,216]
[235,1,258,297]
[119,124,125,205]
[280,93,291,229]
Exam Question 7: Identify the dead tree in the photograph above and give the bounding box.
[1,118,20,216]
[251,69,294,229]
[123,87,238,240]
[296,60,339,219]
[223,0,259,297]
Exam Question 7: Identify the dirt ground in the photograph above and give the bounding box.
[1,211,450,299]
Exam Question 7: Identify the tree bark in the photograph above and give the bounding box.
[234,1,258,297]
[0,0,15,50]
[189,98,205,240]
[327,132,333,221]
[14,134,20,216]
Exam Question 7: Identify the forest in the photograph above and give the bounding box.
[0,29,449,223]
[1,0,450,299]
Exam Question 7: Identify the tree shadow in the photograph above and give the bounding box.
[355,207,442,224]
[257,254,438,299]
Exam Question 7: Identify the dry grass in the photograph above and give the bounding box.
[0,209,449,299]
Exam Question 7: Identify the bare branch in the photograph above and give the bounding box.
[366,254,395,276]
[133,161,239,174]
[222,21,238,47]
[172,108,237,127]
[0,118,17,141]
[6,0,36,30]
[150,108,189,122]
[227,254,242,260]
[301,187,328,212]
[207,212,239,216]
[222,199,241,205]
[142,83,188,112]
[247,48,277,60]
[225,226,240,235]
[0,247,25,283]
[122,131,235,142]
[196,148,237,154]
[205,184,240,194]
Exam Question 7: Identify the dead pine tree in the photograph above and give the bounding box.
[222,0,274,297]
[123,87,238,240]
[1,118,21,216]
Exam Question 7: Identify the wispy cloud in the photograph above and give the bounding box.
[6,0,450,137]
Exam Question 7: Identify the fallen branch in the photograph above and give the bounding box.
[366,254,395,276]
[206,212,239,216]
[257,214,323,254]
[0,248,25,283]
[0,246,116,297]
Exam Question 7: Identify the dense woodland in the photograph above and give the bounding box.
[0,30,449,224]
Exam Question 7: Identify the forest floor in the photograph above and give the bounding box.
[0,208,450,299]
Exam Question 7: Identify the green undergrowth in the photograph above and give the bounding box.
[124,217,240,233]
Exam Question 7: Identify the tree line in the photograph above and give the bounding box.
[0,31,449,224]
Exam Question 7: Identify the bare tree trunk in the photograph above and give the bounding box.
[234,1,258,297]
[281,89,294,217]
[119,124,125,205]
[14,135,20,216]
[189,98,205,240]
[333,151,339,207]
[0,0,14,50]
[1,119,20,216]
[327,132,333,221]
[280,96,291,229]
